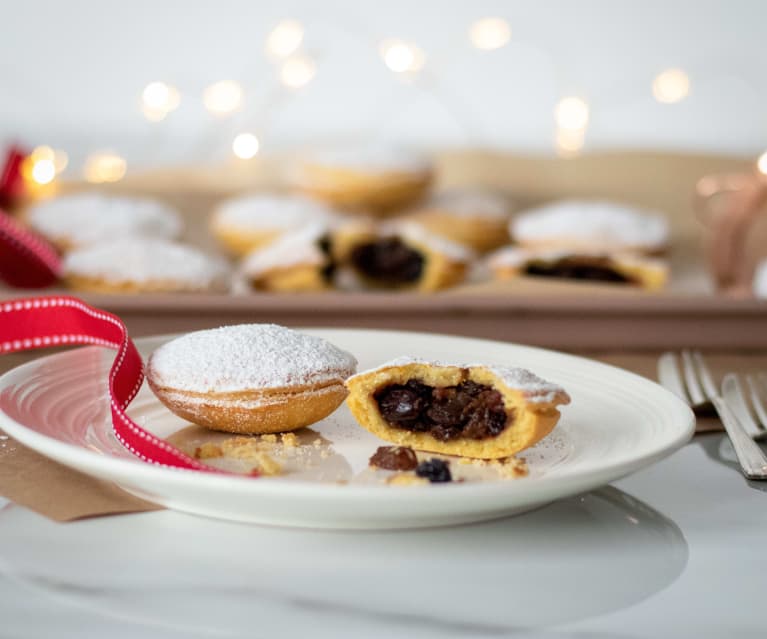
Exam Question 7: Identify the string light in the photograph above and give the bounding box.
[280,55,316,88]
[758,151,767,175]
[555,128,585,157]
[265,19,304,58]
[652,68,690,104]
[555,96,589,131]
[380,39,425,74]
[23,146,68,186]
[141,82,180,121]
[469,18,511,50]
[203,80,243,115]
[30,159,56,185]
[52,150,68,174]
[84,152,127,183]
[232,133,260,159]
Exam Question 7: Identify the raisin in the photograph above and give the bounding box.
[369,446,418,471]
[415,458,452,483]
[375,378,509,441]
[350,238,425,284]
[376,387,424,423]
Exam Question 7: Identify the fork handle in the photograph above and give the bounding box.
[712,397,767,480]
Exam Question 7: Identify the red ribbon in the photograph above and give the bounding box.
[0,147,26,210]
[0,210,62,288]
[0,296,215,472]
[0,206,229,473]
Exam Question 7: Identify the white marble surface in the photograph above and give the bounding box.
[0,433,765,638]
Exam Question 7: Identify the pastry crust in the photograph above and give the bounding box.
[345,359,570,459]
[297,166,432,215]
[249,264,331,292]
[292,150,433,215]
[403,189,512,252]
[146,377,348,435]
[212,226,282,258]
[488,247,669,290]
[405,212,509,253]
[332,221,471,292]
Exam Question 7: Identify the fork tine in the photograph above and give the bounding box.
[692,351,719,399]
[724,373,764,438]
[657,352,690,403]
[747,375,767,429]
[681,350,706,404]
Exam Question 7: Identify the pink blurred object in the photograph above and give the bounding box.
[695,171,767,294]
[0,146,27,210]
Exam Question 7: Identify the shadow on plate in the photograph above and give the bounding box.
[0,485,687,636]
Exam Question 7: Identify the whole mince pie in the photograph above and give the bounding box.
[345,358,570,459]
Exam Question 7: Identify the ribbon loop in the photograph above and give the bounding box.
[0,295,218,473]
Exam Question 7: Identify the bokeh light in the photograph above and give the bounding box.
[757,150,767,175]
[266,20,304,58]
[469,18,511,50]
[141,82,180,121]
[30,159,56,185]
[555,128,585,156]
[555,96,589,131]
[280,55,316,88]
[84,152,127,183]
[232,133,260,159]
[652,68,690,104]
[203,81,243,115]
[380,39,425,73]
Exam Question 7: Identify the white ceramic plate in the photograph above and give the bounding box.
[0,329,694,529]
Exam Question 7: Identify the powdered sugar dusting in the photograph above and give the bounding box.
[389,221,475,261]
[64,239,230,291]
[213,194,339,231]
[149,324,358,392]
[348,357,568,404]
[512,199,668,251]
[27,192,182,247]
[241,223,328,276]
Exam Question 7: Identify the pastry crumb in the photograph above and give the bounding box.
[194,443,223,459]
[387,473,429,486]
[494,456,529,478]
[221,436,263,459]
[260,434,278,443]
[280,432,299,447]
[251,452,282,476]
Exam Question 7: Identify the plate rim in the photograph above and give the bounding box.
[0,328,696,500]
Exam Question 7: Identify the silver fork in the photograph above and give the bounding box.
[658,351,767,480]
[721,373,767,443]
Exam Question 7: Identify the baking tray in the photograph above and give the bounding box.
[3,149,765,351]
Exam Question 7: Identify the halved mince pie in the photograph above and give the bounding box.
[487,247,668,290]
[332,221,472,292]
[345,358,570,459]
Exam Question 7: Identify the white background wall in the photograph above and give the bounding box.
[2,0,766,175]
